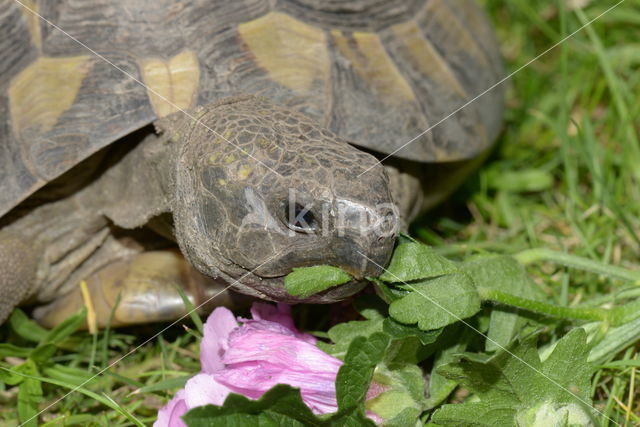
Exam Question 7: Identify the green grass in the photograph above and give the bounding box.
[2,0,640,425]
[418,0,640,422]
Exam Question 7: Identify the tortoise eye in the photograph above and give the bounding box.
[284,202,318,233]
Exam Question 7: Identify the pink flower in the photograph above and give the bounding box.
[154,389,187,427]
[154,303,345,426]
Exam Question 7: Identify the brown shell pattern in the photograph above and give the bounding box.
[0,0,504,218]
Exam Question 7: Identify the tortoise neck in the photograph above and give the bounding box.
[94,130,178,230]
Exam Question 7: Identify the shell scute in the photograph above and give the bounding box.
[1,0,504,217]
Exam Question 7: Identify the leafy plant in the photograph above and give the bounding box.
[2,1,640,425]
[431,329,597,426]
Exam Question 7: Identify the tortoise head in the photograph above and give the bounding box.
[167,96,399,302]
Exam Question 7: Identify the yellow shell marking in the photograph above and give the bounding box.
[422,0,488,66]
[332,30,415,102]
[238,12,329,92]
[9,56,93,137]
[17,0,42,51]
[208,153,221,163]
[391,21,467,98]
[140,50,200,118]
[237,164,252,180]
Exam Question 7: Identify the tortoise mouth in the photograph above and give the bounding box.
[247,236,394,281]
[251,261,375,280]
[221,269,368,304]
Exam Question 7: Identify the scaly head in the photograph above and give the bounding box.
[164,96,399,302]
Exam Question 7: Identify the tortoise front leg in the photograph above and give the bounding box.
[0,234,39,325]
[33,250,250,329]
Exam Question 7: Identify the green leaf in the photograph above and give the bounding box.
[516,401,598,426]
[431,401,516,426]
[8,309,48,343]
[514,248,640,283]
[40,414,97,427]
[436,339,543,406]
[389,273,481,330]
[432,329,595,425]
[379,243,458,283]
[320,300,438,366]
[382,319,441,364]
[382,318,441,346]
[366,390,420,425]
[284,265,352,297]
[0,343,32,358]
[588,316,640,363]
[425,326,472,409]
[41,364,97,388]
[16,360,42,427]
[390,364,427,406]
[461,255,543,351]
[41,307,87,346]
[336,332,390,411]
[461,255,543,300]
[486,168,554,193]
[16,309,88,365]
[376,406,421,427]
[364,363,427,425]
[353,294,388,320]
[0,362,24,385]
[540,329,592,404]
[320,318,384,358]
[327,406,376,426]
[372,279,408,303]
[3,364,144,426]
[397,233,418,245]
[485,309,522,353]
[132,374,193,394]
[29,344,57,364]
[182,384,320,426]
[176,286,204,335]
[385,337,430,366]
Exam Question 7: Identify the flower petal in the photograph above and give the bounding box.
[241,319,298,337]
[248,303,316,344]
[154,389,187,427]
[214,362,339,414]
[223,329,342,373]
[159,302,346,422]
[201,307,238,373]
[366,381,389,401]
[366,411,384,425]
[184,373,233,408]
[250,302,296,331]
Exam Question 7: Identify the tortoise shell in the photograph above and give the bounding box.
[0,0,504,218]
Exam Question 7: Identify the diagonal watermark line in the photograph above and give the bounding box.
[357,0,626,177]
[12,0,282,178]
[15,249,288,427]
[8,0,624,423]
[357,251,622,427]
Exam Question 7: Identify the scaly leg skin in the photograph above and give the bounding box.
[0,234,39,324]
[33,249,251,329]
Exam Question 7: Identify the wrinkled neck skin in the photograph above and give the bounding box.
[150,96,400,303]
[97,130,178,234]
[99,107,282,300]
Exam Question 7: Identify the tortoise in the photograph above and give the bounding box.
[0,0,504,327]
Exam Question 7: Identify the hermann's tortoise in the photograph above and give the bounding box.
[0,0,504,327]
